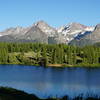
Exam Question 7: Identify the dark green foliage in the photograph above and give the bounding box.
[0,87,100,100]
[0,87,40,100]
[52,48,57,64]
[0,42,100,67]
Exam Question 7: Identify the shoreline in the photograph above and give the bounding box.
[0,87,100,100]
[0,63,100,68]
[48,64,100,68]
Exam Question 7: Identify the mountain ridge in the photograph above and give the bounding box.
[0,20,99,46]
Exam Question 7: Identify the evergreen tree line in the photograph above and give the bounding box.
[0,42,100,67]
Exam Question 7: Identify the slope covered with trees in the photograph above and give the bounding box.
[0,42,100,67]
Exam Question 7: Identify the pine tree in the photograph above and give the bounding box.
[52,49,57,64]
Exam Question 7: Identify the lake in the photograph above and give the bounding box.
[0,65,100,98]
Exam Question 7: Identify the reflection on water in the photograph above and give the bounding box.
[0,65,100,98]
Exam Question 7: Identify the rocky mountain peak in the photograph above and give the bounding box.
[69,23,100,46]
[58,22,87,33]
[66,22,87,31]
[57,22,91,43]
[34,20,48,26]
[34,20,57,36]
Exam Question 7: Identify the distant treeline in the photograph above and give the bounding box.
[0,42,100,67]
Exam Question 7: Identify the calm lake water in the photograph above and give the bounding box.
[0,65,100,98]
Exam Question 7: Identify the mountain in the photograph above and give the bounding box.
[69,24,100,46]
[0,20,70,44]
[0,21,56,43]
[57,22,94,44]
[34,20,57,37]
[0,20,98,46]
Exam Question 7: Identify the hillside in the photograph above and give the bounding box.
[0,43,100,67]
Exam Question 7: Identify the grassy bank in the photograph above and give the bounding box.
[0,87,100,100]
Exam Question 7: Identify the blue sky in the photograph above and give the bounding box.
[0,0,99,30]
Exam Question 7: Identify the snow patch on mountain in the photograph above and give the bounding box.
[85,27,95,31]
[57,23,95,43]
[0,34,3,37]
